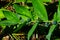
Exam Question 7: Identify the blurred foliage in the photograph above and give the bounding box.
[0,0,59,40]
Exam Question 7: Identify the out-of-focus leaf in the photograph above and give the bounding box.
[55,38,60,40]
[13,21,27,33]
[27,0,51,3]
[59,0,60,9]
[1,26,6,31]
[15,13,29,21]
[57,0,60,22]
[13,4,33,20]
[57,8,60,22]
[46,25,56,40]
[32,11,38,21]
[3,11,19,22]
[14,0,26,3]
[32,0,48,22]
[0,20,17,26]
[20,15,29,21]
[28,22,38,40]
[42,0,52,2]
[0,9,5,19]
[53,12,57,21]
[27,0,31,3]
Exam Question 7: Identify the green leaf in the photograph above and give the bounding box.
[46,25,56,40]
[14,0,26,3]
[27,0,32,3]
[13,4,33,20]
[0,9,5,19]
[21,15,29,21]
[53,12,57,21]
[42,0,52,2]
[28,22,38,40]
[3,11,19,22]
[13,21,27,33]
[15,13,29,21]
[57,0,60,22]
[0,20,17,26]
[1,26,6,31]
[26,0,51,3]
[32,0,48,22]
[57,8,60,22]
